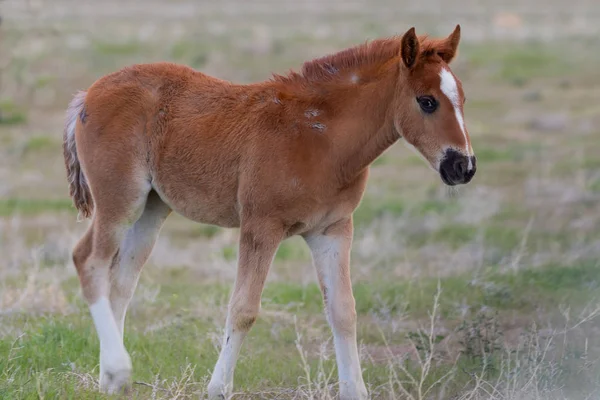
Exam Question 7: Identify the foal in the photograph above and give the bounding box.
[63,25,475,399]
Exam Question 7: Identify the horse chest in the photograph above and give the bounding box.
[287,175,368,235]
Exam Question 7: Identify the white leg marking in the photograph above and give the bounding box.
[90,297,132,394]
[439,67,472,164]
[335,336,365,399]
[208,320,245,399]
[306,234,368,400]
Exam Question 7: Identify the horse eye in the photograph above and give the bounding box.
[417,96,438,114]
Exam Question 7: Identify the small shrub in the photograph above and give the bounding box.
[457,310,504,373]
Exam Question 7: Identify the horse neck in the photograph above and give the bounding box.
[327,65,400,186]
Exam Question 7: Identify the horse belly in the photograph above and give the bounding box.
[152,166,241,228]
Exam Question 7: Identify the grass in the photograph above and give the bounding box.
[23,136,60,154]
[474,142,542,163]
[463,41,575,85]
[0,99,27,125]
[2,264,598,399]
[92,40,145,56]
[190,224,222,239]
[169,40,210,69]
[275,237,312,261]
[0,198,75,217]
[353,195,406,228]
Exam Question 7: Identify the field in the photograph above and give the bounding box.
[2,0,600,399]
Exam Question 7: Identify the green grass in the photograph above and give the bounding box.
[353,195,405,228]
[463,42,573,84]
[145,260,600,326]
[372,154,389,166]
[34,74,56,89]
[0,198,75,216]
[275,237,311,261]
[190,224,222,239]
[400,222,521,251]
[221,245,237,261]
[2,260,597,398]
[92,40,144,56]
[588,178,600,193]
[415,198,460,215]
[483,225,522,251]
[169,40,210,68]
[476,146,521,163]
[0,99,27,125]
[23,136,60,154]
[428,224,479,248]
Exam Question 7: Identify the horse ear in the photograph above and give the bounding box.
[400,27,420,69]
[439,24,461,64]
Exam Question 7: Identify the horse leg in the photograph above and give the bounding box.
[304,218,368,400]
[72,178,151,394]
[207,219,284,399]
[109,190,171,338]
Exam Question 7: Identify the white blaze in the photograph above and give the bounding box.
[439,68,473,170]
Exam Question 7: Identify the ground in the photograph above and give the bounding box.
[1,1,600,399]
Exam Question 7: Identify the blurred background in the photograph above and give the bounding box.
[1,0,600,399]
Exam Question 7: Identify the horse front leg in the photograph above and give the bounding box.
[304,217,368,400]
[207,219,284,399]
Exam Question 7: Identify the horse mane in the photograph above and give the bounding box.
[272,34,446,85]
[301,38,402,81]
[271,37,401,84]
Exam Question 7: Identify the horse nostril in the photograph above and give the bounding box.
[453,158,467,177]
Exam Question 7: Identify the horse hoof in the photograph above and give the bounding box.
[99,367,132,394]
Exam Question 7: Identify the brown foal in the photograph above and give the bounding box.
[63,25,475,399]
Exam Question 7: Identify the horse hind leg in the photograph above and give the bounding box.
[72,178,152,394]
[109,190,171,338]
[73,218,133,394]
